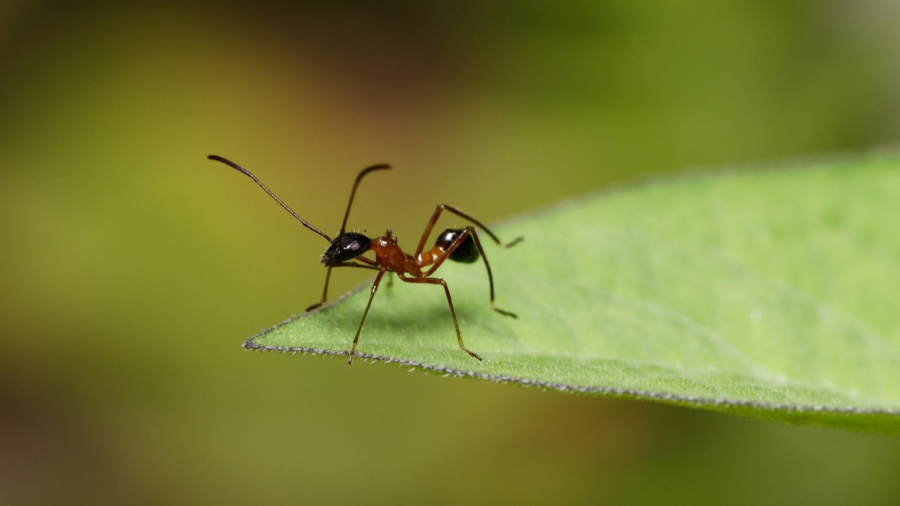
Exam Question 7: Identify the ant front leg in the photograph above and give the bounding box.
[348,268,388,364]
[306,265,333,312]
[305,258,379,312]
[415,204,522,256]
[423,227,517,319]
[396,273,482,362]
[385,230,394,290]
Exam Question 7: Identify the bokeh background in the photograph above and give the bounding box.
[2,1,900,504]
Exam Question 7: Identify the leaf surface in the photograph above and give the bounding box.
[246,152,900,435]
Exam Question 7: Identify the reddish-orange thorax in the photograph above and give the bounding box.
[370,236,423,277]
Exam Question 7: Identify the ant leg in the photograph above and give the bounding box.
[385,229,394,290]
[306,265,333,312]
[396,274,483,361]
[465,227,517,318]
[348,268,387,364]
[423,227,517,318]
[415,204,522,256]
[305,259,379,312]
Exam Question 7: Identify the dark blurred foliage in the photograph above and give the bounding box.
[1,1,899,504]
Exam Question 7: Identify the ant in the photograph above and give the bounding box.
[208,155,522,364]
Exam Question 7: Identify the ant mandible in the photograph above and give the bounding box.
[208,155,522,364]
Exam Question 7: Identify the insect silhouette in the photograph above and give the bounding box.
[208,155,522,364]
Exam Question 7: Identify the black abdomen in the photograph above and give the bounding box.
[435,228,478,263]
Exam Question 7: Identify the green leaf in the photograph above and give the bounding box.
[245,152,900,435]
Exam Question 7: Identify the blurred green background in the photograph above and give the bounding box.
[2,1,900,504]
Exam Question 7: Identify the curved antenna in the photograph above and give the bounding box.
[208,155,332,242]
[339,164,391,235]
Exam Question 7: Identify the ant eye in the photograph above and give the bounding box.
[350,241,359,251]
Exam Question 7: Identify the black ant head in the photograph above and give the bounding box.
[322,232,371,265]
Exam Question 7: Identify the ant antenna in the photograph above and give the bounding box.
[208,155,332,242]
[339,164,391,235]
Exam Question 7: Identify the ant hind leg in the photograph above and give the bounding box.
[423,227,518,319]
